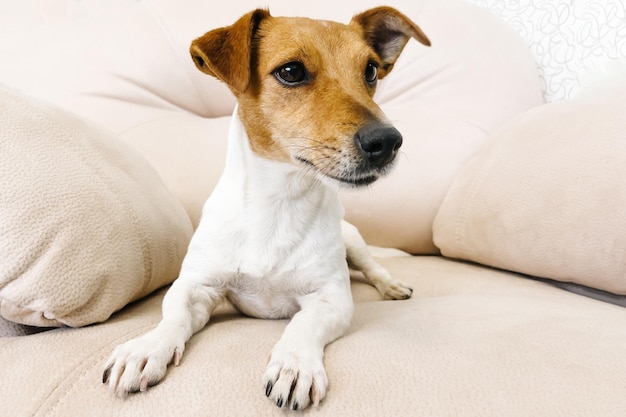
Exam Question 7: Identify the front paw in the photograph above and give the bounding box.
[262,350,328,410]
[102,329,184,397]
[380,279,413,300]
[366,267,413,300]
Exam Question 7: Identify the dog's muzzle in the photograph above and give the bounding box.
[295,122,403,188]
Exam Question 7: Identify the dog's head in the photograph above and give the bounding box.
[190,7,430,187]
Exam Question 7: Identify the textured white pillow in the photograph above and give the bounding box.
[0,86,193,332]
[433,68,626,294]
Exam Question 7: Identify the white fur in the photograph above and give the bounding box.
[103,107,411,410]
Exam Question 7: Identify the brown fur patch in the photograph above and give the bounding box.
[238,16,385,162]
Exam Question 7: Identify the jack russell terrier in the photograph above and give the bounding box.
[103,6,430,410]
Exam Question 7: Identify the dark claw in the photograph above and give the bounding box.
[276,397,283,408]
[102,364,112,384]
[292,402,299,411]
[265,381,273,397]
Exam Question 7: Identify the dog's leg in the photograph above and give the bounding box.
[102,238,224,396]
[342,220,413,300]
[263,285,353,410]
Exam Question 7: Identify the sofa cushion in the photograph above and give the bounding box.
[433,63,626,294]
[0,0,544,254]
[2,256,626,416]
[0,86,193,334]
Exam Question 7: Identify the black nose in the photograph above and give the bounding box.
[354,123,403,168]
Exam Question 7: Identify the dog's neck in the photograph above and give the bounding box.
[205,107,344,259]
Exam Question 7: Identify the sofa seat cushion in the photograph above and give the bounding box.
[1,256,625,416]
[0,86,193,333]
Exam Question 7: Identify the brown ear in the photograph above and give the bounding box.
[189,9,270,95]
[351,6,431,78]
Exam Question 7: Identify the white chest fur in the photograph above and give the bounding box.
[181,108,350,318]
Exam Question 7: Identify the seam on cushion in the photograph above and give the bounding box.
[103,73,191,112]
[452,137,504,257]
[118,173,154,300]
[118,172,155,301]
[33,323,156,417]
[451,107,540,259]
[116,111,182,137]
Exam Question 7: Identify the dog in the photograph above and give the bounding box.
[103,6,430,410]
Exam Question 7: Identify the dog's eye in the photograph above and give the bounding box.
[274,62,308,86]
[365,61,378,85]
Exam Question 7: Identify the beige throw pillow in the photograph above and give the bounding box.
[0,86,193,331]
[433,70,626,294]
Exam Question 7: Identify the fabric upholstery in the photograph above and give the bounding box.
[433,65,626,294]
[2,256,625,416]
[0,86,193,333]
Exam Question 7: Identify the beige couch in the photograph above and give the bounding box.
[1,0,625,416]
